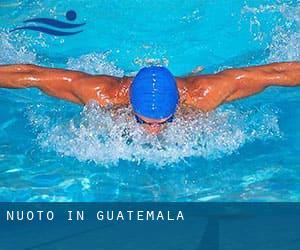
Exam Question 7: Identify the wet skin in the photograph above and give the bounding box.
[134,114,172,135]
[0,62,300,133]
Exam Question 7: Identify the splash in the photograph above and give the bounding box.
[133,57,169,67]
[26,101,281,167]
[180,8,201,23]
[268,4,300,62]
[67,51,124,76]
[242,2,300,62]
[0,31,36,64]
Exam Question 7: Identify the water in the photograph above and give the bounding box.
[0,0,299,201]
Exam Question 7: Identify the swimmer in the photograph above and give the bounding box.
[0,62,300,134]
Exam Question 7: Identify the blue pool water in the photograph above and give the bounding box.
[0,0,299,201]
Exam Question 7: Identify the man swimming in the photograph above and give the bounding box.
[0,62,300,134]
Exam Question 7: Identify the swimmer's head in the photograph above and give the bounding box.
[129,66,179,130]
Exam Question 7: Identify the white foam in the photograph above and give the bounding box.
[242,2,300,62]
[26,101,281,167]
[268,5,300,62]
[0,31,36,64]
[67,51,124,76]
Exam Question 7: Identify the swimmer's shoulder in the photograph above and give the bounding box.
[176,73,237,112]
[72,75,132,106]
[176,75,212,106]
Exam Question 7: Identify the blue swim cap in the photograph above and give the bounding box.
[130,66,179,120]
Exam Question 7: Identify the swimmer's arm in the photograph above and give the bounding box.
[224,62,300,101]
[183,62,300,111]
[0,64,89,103]
[0,64,128,105]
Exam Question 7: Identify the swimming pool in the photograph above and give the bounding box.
[0,0,299,201]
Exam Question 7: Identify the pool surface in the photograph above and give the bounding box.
[0,0,299,201]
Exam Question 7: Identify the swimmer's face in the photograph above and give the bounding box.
[135,114,171,135]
